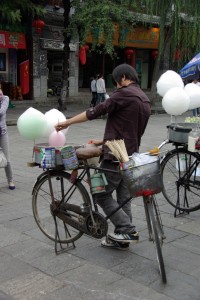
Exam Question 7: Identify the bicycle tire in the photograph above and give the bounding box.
[147,198,167,283]
[161,148,200,212]
[32,170,91,243]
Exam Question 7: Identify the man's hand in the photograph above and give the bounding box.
[55,112,88,132]
[55,121,69,132]
[87,139,103,146]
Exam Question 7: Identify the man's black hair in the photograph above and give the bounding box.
[112,63,139,84]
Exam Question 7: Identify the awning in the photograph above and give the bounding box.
[179,53,200,80]
[0,31,26,49]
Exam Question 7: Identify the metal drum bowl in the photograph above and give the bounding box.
[167,123,199,144]
[33,143,63,166]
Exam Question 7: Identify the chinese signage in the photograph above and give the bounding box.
[41,39,77,51]
[0,31,26,49]
[86,26,159,49]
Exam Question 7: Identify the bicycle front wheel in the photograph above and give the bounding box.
[146,198,167,283]
[161,148,200,212]
[32,170,91,243]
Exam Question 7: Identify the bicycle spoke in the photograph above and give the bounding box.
[32,171,91,243]
[144,196,167,283]
[161,148,200,212]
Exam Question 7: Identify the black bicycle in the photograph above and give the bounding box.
[161,144,200,216]
[31,147,167,283]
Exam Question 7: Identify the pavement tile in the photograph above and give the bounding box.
[29,252,86,276]
[104,278,173,300]
[0,271,66,300]
[56,263,122,289]
[0,224,30,248]
[150,268,200,300]
[163,243,200,276]
[175,220,200,236]
[1,238,52,262]
[170,234,200,255]
[0,252,35,283]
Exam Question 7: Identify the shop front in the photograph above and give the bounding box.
[0,30,29,100]
[81,26,160,91]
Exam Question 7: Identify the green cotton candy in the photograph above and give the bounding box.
[17,107,48,140]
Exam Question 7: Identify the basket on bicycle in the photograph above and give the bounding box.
[121,157,163,198]
[105,139,163,198]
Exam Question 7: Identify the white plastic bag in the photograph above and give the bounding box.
[105,93,110,100]
[0,148,7,168]
[131,153,158,166]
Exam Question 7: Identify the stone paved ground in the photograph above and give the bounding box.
[0,102,199,299]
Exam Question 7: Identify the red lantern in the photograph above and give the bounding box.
[174,49,181,61]
[84,44,89,52]
[79,46,86,65]
[33,19,45,33]
[151,50,158,60]
[125,48,134,59]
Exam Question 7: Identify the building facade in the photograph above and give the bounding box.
[0,2,160,102]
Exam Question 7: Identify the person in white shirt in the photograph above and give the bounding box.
[192,79,200,116]
[90,76,97,107]
[0,88,15,190]
[96,74,106,105]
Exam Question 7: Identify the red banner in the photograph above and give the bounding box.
[20,60,29,95]
[0,31,26,49]
[79,47,86,65]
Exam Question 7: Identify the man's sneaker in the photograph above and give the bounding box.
[101,238,129,250]
[108,231,139,243]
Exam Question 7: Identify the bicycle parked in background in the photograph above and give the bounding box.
[159,123,200,217]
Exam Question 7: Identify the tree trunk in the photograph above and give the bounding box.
[60,0,71,110]
[150,28,171,107]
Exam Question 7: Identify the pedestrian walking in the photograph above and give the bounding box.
[192,79,200,116]
[90,76,97,107]
[0,88,15,190]
[96,74,106,105]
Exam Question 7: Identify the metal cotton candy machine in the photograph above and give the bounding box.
[167,123,199,144]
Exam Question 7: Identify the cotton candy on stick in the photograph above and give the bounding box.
[44,109,69,137]
[184,83,200,109]
[49,130,66,147]
[17,107,48,140]
[162,87,190,115]
[157,70,184,97]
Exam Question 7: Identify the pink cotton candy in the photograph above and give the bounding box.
[49,130,66,147]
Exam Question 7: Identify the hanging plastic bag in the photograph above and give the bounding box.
[0,147,7,168]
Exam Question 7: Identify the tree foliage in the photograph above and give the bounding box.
[69,0,139,56]
[0,0,46,32]
[133,0,200,68]
[69,0,200,68]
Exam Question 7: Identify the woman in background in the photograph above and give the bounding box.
[0,88,15,190]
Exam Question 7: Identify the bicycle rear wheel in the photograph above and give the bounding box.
[146,197,167,283]
[161,148,200,212]
[32,170,91,243]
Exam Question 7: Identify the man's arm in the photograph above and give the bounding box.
[55,111,88,131]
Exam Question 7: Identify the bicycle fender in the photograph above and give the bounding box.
[31,170,61,195]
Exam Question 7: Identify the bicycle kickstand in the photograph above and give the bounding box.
[53,215,75,255]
